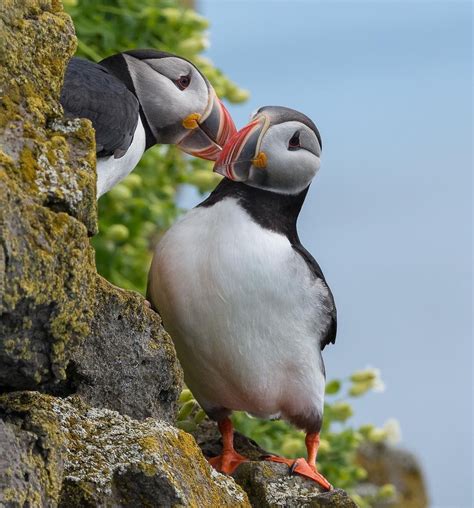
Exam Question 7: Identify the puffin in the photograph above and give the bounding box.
[60,49,236,198]
[147,106,336,490]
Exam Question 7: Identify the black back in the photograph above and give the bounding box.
[60,57,139,158]
[199,179,337,350]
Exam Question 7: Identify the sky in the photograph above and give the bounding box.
[180,1,473,506]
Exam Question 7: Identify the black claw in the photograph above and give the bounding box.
[289,459,299,475]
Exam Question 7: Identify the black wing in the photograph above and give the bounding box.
[292,243,337,350]
[60,57,139,158]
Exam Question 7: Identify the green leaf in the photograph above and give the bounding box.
[325,379,341,395]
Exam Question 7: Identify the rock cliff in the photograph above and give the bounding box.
[0,1,357,506]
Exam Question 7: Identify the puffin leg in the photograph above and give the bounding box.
[208,417,248,474]
[264,433,332,490]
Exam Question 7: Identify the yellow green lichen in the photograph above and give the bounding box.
[0,392,66,506]
[0,392,249,507]
[19,146,39,183]
[1,169,97,385]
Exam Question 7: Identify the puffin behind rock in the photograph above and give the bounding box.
[147,106,336,490]
[60,49,236,198]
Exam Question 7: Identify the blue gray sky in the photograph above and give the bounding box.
[182,1,472,506]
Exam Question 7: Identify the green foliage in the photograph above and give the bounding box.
[65,0,248,292]
[177,368,399,507]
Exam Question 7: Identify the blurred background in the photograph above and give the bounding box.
[66,1,472,507]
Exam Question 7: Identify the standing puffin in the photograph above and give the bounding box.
[60,49,236,198]
[147,106,336,490]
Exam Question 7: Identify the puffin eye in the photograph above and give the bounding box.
[288,131,301,150]
[176,74,191,90]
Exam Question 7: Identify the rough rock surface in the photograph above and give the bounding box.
[356,443,429,508]
[194,420,357,508]
[0,392,249,507]
[0,416,64,507]
[233,462,357,508]
[0,0,97,233]
[0,174,96,390]
[66,275,182,422]
[0,0,97,391]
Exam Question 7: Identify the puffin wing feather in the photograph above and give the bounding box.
[60,57,139,158]
[292,243,337,350]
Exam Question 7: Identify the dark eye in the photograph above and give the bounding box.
[176,74,191,90]
[288,132,300,150]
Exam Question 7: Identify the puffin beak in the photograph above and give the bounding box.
[213,115,269,181]
[177,91,237,161]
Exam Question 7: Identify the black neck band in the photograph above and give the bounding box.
[199,179,309,243]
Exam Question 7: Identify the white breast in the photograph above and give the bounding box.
[96,115,146,198]
[148,198,330,421]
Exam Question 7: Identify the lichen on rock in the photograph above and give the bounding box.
[0,0,98,391]
[0,392,250,507]
[194,419,357,508]
[0,171,96,390]
[0,392,66,507]
[0,0,97,234]
[65,275,183,422]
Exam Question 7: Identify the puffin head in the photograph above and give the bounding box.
[214,106,322,194]
[101,49,236,160]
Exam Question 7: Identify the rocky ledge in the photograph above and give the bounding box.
[194,420,357,508]
[0,392,247,507]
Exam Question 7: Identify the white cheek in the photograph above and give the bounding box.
[186,82,209,115]
[131,68,208,128]
[314,157,321,173]
[159,84,207,120]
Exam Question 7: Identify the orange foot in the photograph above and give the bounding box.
[263,455,332,490]
[208,450,248,474]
